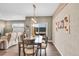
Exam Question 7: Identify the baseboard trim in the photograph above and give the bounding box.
[52,42,63,56]
[48,39,52,43]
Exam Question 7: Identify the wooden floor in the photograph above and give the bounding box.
[0,43,61,56]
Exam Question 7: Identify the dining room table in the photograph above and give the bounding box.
[18,35,43,56]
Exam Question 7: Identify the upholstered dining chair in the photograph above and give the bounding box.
[37,36,48,56]
[23,39,38,56]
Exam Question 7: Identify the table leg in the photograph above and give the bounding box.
[23,44,26,56]
[18,43,21,56]
[40,44,41,56]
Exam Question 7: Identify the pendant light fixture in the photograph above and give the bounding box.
[31,4,37,23]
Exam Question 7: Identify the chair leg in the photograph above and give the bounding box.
[36,48,39,56]
[18,44,21,56]
[45,49,47,56]
[40,45,41,56]
[23,48,26,56]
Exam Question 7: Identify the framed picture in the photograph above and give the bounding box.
[64,15,70,33]
[55,15,70,34]
[59,20,64,29]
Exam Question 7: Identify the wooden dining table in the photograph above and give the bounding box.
[18,35,43,56]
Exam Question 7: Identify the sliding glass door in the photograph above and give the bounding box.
[32,23,48,36]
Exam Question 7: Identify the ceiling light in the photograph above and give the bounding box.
[31,18,37,23]
[31,4,37,23]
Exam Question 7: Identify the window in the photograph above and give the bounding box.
[12,23,24,32]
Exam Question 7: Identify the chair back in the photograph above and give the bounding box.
[23,39,35,56]
[45,36,48,47]
[43,35,48,47]
[18,32,25,42]
[25,39,35,45]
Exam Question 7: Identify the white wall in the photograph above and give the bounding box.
[52,3,79,56]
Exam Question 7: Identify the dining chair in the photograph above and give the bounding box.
[18,32,26,56]
[23,39,38,56]
[37,35,48,56]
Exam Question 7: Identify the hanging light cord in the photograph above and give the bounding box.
[33,4,36,19]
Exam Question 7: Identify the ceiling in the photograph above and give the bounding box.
[0,3,59,20]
